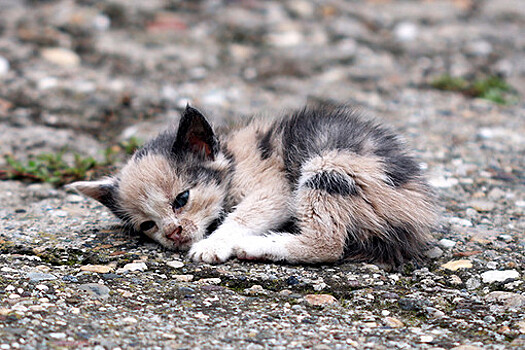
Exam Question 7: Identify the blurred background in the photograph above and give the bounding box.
[0,0,523,185]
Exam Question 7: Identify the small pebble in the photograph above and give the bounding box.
[197,278,221,285]
[166,261,184,269]
[441,259,472,271]
[426,307,446,318]
[394,22,418,42]
[41,48,81,67]
[121,317,138,325]
[383,316,404,328]
[469,200,495,212]
[304,294,338,306]
[419,335,433,343]
[449,275,462,285]
[449,217,473,227]
[172,274,193,282]
[116,262,148,273]
[486,261,498,269]
[80,265,113,274]
[425,246,443,258]
[438,238,457,249]
[0,56,9,76]
[466,277,481,290]
[66,194,84,203]
[487,188,505,200]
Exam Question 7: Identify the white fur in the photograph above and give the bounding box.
[189,219,253,264]
[233,234,291,261]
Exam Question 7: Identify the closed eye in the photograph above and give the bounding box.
[173,190,189,210]
[140,221,156,232]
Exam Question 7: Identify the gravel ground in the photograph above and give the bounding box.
[0,0,524,349]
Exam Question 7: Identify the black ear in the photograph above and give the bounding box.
[172,105,219,160]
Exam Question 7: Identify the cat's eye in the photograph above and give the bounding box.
[140,221,156,232]
[173,190,190,210]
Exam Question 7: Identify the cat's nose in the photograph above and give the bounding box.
[165,225,183,242]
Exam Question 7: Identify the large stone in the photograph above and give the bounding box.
[481,270,520,283]
[469,200,496,212]
[485,291,525,310]
[78,283,110,299]
[27,272,57,282]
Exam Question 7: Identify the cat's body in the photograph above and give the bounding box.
[69,105,437,266]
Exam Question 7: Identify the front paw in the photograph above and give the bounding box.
[188,238,233,264]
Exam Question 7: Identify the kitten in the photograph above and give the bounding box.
[67,104,437,266]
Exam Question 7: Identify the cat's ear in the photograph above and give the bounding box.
[65,178,119,210]
[173,105,219,160]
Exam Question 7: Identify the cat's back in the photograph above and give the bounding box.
[264,106,422,186]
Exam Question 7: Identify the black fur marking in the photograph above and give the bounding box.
[205,214,225,237]
[375,150,421,187]
[343,224,426,266]
[257,129,274,160]
[275,217,300,235]
[186,165,224,185]
[97,183,128,222]
[304,171,358,196]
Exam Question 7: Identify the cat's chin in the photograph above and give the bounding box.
[153,236,194,252]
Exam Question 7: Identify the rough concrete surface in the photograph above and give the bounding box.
[0,0,524,349]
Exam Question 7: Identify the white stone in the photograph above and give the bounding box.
[49,333,66,339]
[0,56,9,76]
[429,176,458,188]
[121,317,138,325]
[166,261,184,269]
[66,194,84,203]
[449,217,473,227]
[394,22,418,42]
[197,278,221,285]
[50,210,68,217]
[92,14,111,31]
[469,200,495,212]
[41,48,81,67]
[37,77,59,90]
[419,335,434,343]
[267,30,304,47]
[441,259,473,271]
[117,262,148,273]
[481,270,520,283]
[438,239,456,249]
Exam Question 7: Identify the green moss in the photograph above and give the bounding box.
[431,74,518,105]
[431,75,469,92]
[1,151,98,186]
[0,137,143,186]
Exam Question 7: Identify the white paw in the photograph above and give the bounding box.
[188,238,233,264]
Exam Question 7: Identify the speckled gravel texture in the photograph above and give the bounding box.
[0,1,524,349]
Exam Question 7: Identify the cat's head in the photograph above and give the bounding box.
[67,106,232,251]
